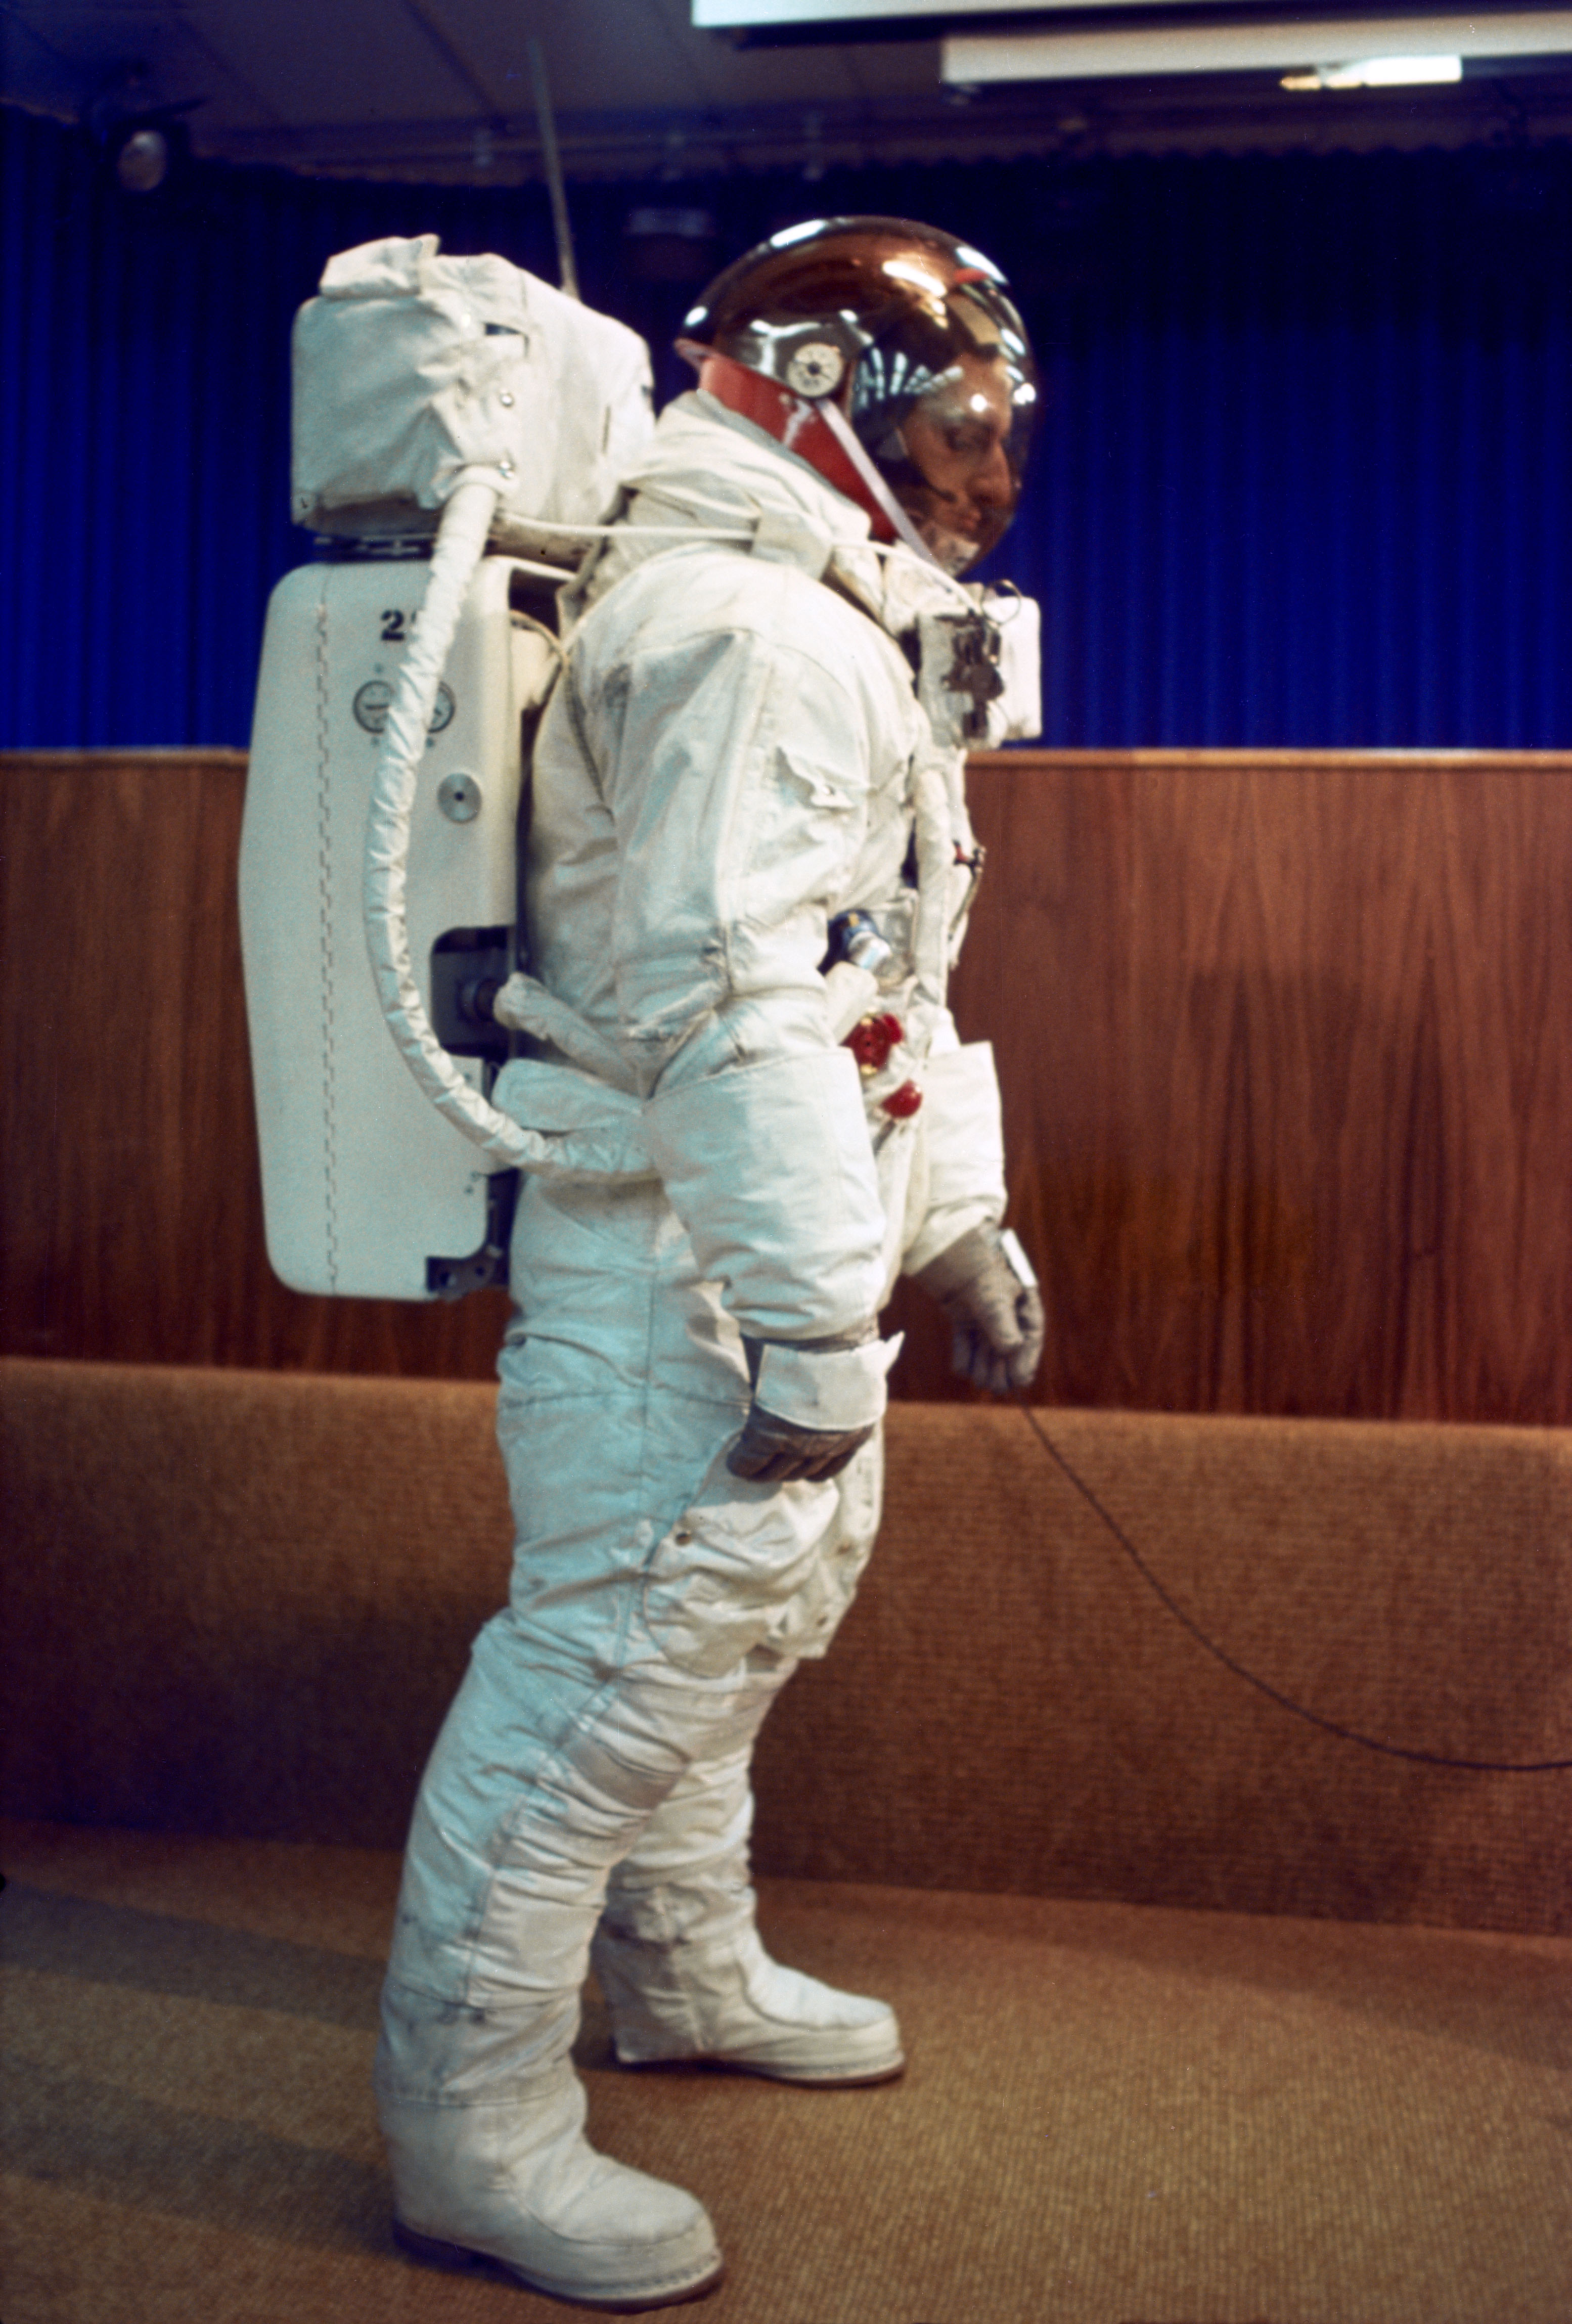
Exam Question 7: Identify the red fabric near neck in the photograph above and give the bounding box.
[695,353,896,544]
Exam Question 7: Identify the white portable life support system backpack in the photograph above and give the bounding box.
[239,235,655,1302]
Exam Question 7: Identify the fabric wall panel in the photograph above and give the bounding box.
[6,106,1572,751]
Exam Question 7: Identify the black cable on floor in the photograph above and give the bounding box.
[1016,1397,1572,1773]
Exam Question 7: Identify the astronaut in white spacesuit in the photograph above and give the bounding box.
[375,217,1045,2310]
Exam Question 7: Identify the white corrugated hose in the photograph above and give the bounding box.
[361,476,545,1167]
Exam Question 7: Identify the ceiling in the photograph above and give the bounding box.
[6,0,1572,180]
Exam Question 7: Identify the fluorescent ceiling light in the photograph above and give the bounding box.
[1282,55,1464,89]
[695,1,1204,21]
[942,12,1572,84]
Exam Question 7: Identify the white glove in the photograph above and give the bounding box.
[915,1225,1045,1396]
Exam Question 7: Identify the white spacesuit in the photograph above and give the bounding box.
[375,217,1046,2310]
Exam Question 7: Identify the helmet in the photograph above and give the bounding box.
[678,216,1037,575]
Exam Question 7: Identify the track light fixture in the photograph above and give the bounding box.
[84,81,202,201]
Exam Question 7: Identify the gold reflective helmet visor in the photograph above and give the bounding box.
[680,216,1037,574]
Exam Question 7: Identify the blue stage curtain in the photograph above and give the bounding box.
[4,103,1569,748]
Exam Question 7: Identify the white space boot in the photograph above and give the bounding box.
[377,1985,724,2311]
[591,1802,904,2087]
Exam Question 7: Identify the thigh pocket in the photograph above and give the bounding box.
[642,1450,839,1681]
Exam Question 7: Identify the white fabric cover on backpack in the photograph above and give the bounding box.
[291,235,653,537]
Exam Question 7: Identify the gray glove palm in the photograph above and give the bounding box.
[726,1406,876,1484]
[727,1325,881,1483]
[915,1225,1045,1396]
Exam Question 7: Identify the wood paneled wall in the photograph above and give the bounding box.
[933,749,1572,1425]
[5,749,1569,1422]
[1,752,512,1382]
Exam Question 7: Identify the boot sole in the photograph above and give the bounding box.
[616,2050,906,2088]
[393,2218,725,2311]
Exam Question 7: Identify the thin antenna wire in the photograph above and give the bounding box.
[527,36,578,301]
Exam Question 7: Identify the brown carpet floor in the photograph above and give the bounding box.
[3,1818,1568,2324]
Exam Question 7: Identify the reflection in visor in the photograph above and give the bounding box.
[851,283,1035,573]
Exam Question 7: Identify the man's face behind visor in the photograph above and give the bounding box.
[852,277,1036,575]
[896,348,1022,574]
